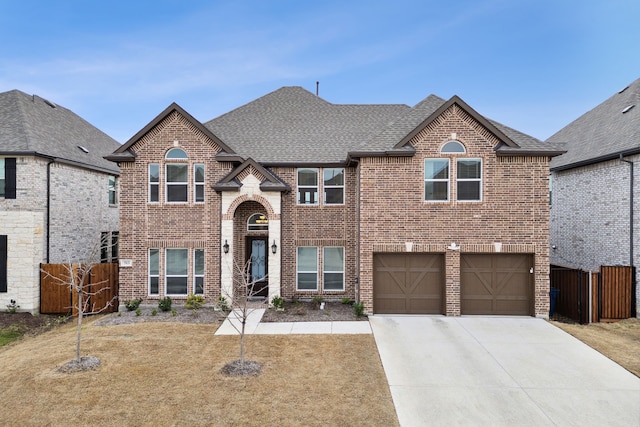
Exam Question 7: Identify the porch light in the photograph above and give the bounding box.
[271,240,277,254]
[223,240,229,254]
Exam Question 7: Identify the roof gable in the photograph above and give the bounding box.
[213,158,290,192]
[548,77,640,170]
[107,102,235,162]
[0,89,120,174]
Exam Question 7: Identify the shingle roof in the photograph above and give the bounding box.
[547,78,640,170]
[0,89,120,174]
[204,87,409,164]
[204,87,561,164]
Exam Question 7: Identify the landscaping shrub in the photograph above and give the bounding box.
[158,297,172,312]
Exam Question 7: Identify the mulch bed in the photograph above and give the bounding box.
[260,301,366,322]
[0,312,67,334]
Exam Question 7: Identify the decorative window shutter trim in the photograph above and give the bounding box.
[5,158,16,199]
[0,235,7,292]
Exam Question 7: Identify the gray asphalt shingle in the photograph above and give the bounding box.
[547,78,640,169]
[0,89,120,174]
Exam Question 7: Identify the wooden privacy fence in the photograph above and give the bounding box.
[40,263,119,316]
[550,265,636,324]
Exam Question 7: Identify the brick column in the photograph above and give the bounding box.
[445,248,461,316]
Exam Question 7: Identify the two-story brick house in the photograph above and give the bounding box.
[108,87,562,316]
[0,89,121,312]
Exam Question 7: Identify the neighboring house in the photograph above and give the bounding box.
[548,78,639,316]
[0,90,121,313]
[107,87,562,317]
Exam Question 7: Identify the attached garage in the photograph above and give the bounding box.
[373,253,444,314]
[461,254,533,316]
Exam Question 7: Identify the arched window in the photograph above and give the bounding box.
[165,148,188,159]
[441,140,466,154]
[248,213,269,231]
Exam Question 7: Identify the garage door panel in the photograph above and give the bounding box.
[461,254,533,316]
[374,253,444,314]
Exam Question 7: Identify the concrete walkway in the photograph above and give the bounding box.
[370,316,640,427]
[214,309,372,335]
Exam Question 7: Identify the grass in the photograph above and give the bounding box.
[0,327,22,346]
[0,318,399,426]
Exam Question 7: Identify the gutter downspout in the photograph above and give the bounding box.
[46,159,54,263]
[620,154,634,268]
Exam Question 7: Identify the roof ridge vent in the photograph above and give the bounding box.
[618,86,629,94]
[622,105,635,114]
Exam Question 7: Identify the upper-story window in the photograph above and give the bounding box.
[149,164,159,202]
[323,168,344,204]
[424,159,450,201]
[165,148,188,203]
[194,164,205,203]
[297,168,318,205]
[441,140,466,154]
[457,159,482,201]
[108,175,117,205]
[248,213,269,231]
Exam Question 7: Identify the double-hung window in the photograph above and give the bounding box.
[323,247,344,290]
[424,159,450,201]
[323,168,344,204]
[297,169,318,205]
[194,249,204,294]
[149,248,159,295]
[194,164,205,203]
[166,164,188,202]
[457,159,482,201]
[108,175,117,205]
[149,164,159,202]
[296,246,318,290]
[165,248,188,295]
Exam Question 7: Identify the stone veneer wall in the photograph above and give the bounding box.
[550,155,639,316]
[358,105,551,317]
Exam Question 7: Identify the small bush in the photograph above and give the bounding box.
[217,296,230,312]
[341,297,353,305]
[271,295,284,309]
[158,297,172,312]
[312,295,323,304]
[135,308,141,316]
[353,302,366,317]
[151,309,157,316]
[171,309,177,316]
[5,299,20,313]
[185,294,205,310]
[125,298,143,311]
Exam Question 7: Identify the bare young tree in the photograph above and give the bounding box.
[219,259,268,377]
[42,235,118,372]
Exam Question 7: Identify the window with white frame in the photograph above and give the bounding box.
[165,248,188,295]
[297,168,318,205]
[194,249,204,294]
[296,246,318,290]
[456,159,482,201]
[166,164,188,202]
[194,164,205,203]
[323,168,344,204]
[149,248,159,295]
[441,140,466,153]
[108,175,117,205]
[323,247,344,291]
[424,159,450,201]
[149,164,159,202]
[248,213,269,231]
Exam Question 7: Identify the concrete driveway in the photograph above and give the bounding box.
[370,316,640,427]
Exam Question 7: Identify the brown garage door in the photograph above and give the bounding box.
[461,254,533,315]
[373,253,444,314]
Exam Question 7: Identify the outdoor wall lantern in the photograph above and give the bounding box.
[223,240,229,254]
[271,240,277,254]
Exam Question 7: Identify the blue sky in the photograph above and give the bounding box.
[1,0,638,143]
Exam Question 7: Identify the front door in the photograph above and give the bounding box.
[246,236,268,298]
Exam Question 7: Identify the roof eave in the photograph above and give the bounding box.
[551,147,640,171]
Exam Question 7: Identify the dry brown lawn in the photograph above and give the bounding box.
[0,318,399,426]
[551,317,640,377]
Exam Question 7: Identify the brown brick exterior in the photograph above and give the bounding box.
[358,105,550,316]
[118,103,550,317]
